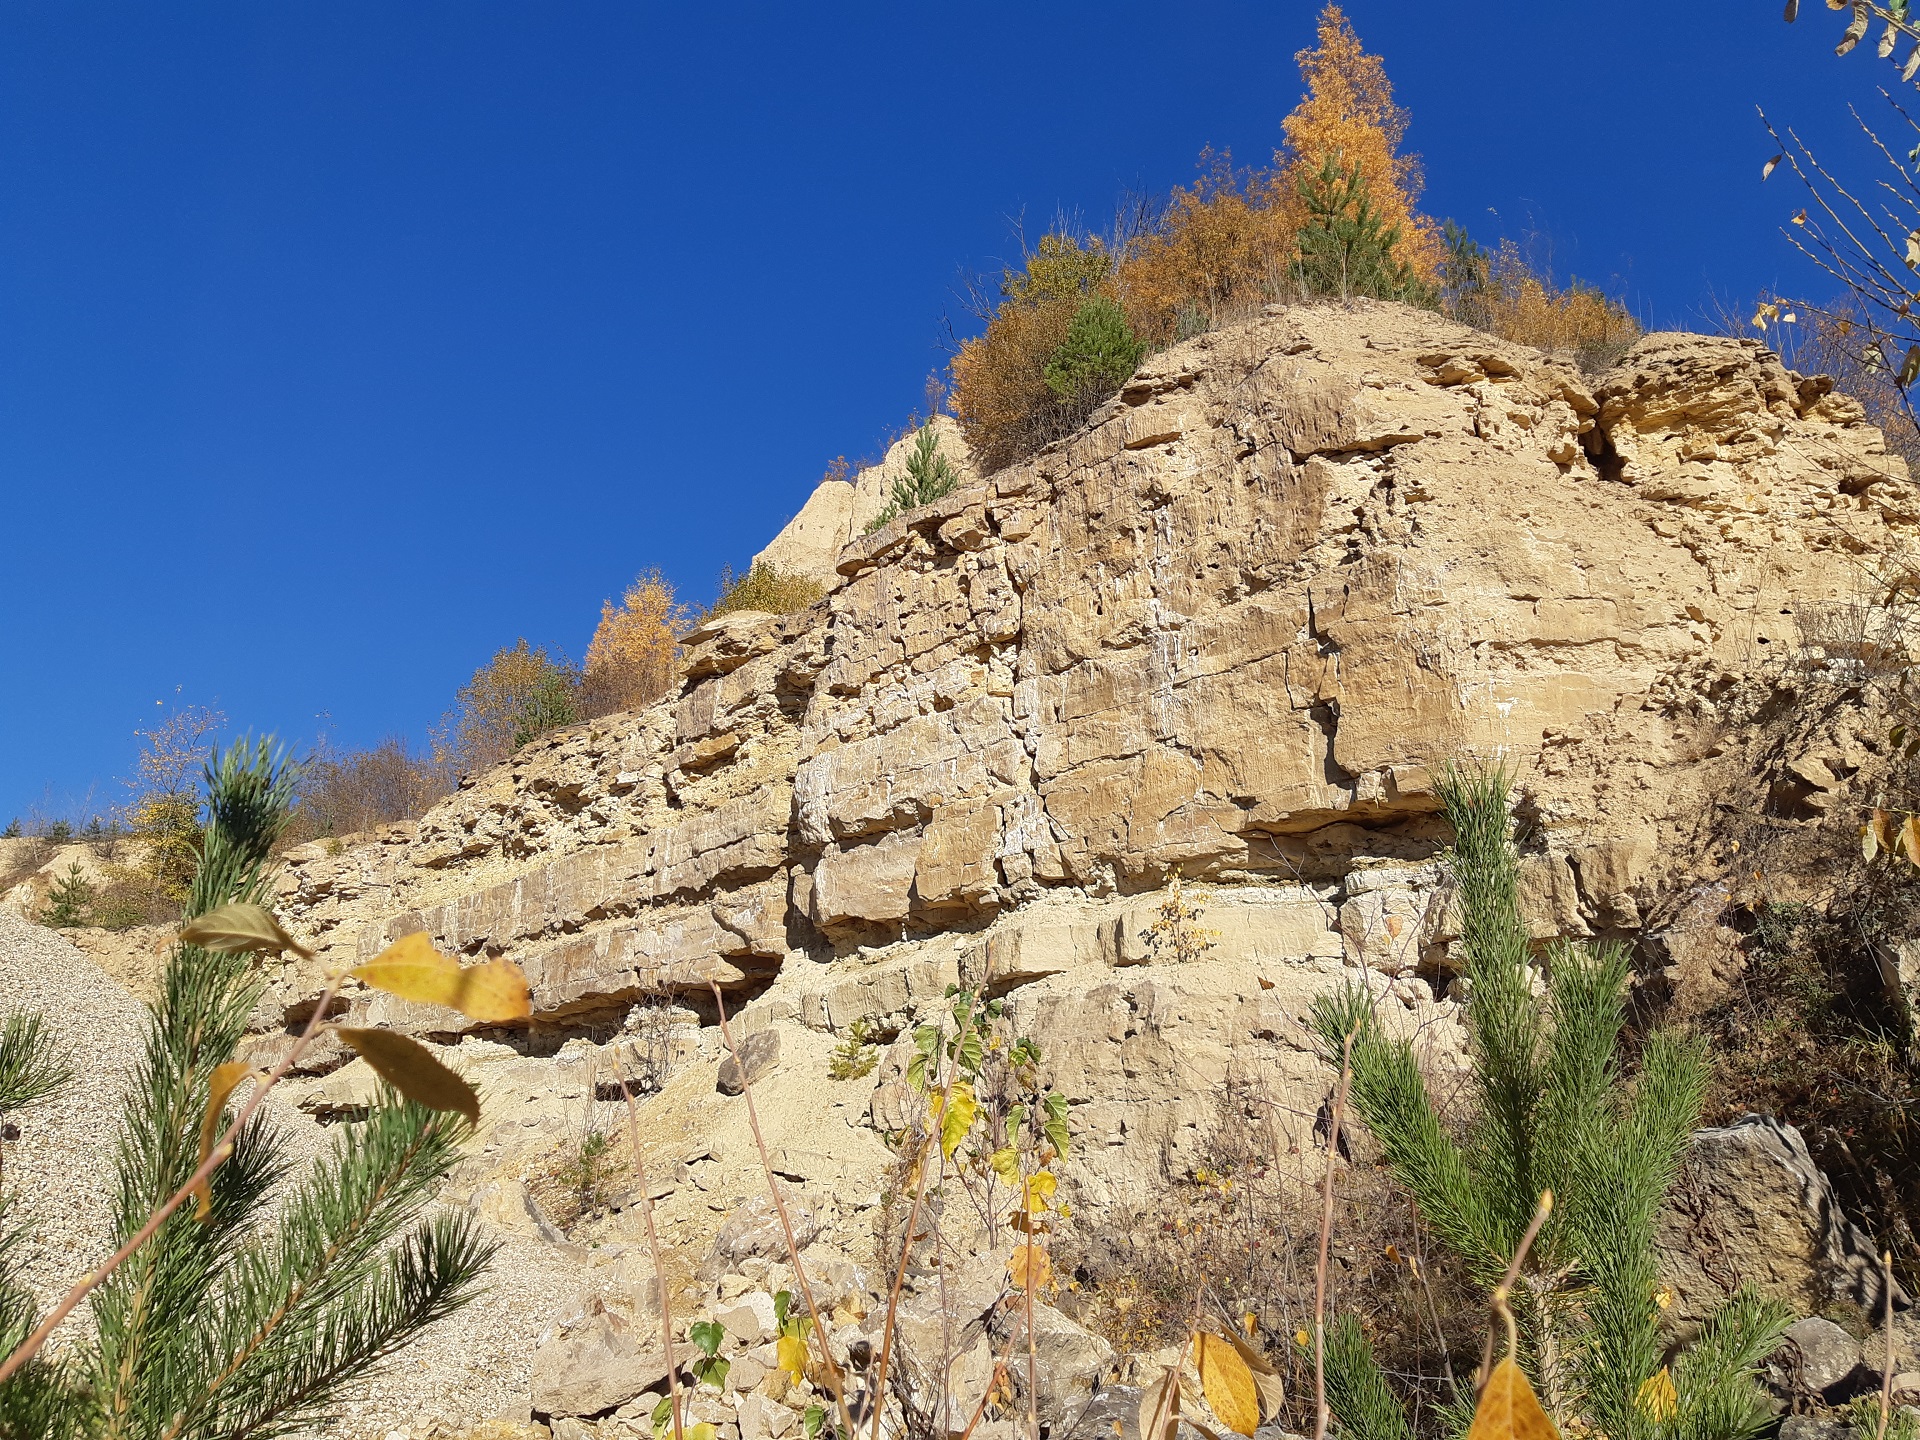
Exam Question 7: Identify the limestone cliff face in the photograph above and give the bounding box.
[269,301,1917,1207]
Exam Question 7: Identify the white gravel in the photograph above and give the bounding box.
[0,912,584,1437]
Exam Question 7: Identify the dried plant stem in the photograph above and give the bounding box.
[1022,1175,1039,1440]
[619,1075,684,1440]
[868,1130,937,1440]
[1312,1030,1355,1440]
[1878,1249,1896,1440]
[1477,1191,1555,1392]
[0,969,348,1388]
[710,980,855,1440]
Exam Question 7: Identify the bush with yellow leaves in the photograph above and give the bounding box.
[581,568,690,717]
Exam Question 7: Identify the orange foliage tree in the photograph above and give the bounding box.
[1116,151,1295,343]
[581,568,689,717]
[1270,5,1440,284]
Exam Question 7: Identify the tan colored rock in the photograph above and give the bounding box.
[263,299,1920,1247]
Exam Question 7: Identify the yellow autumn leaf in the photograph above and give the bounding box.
[1465,1357,1561,1440]
[776,1334,809,1379]
[193,1060,252,1220]
[1194,1331,1260,1437]
[350,931,531,1023]
[940,1081,978,1160]
[1009,1242,1052,1292]
[1026,1170,1058,1213]
[689,1425,717,1440]
[1903,814,1920,867]
[335,1027,480,1124]
[990,1147,1020,1184]
[179,902,312,959]
[1636,1368,1678,1423]
[1222,1326,1283,1420]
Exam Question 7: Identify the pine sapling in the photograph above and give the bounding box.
[1309,766,1789,1440]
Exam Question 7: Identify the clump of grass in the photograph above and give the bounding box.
[705,561,824,619]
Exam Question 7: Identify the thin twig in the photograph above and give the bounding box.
[0,969,348,1387]
[1877,1249,1896,1440]
[710,980,855,1440]
[1312,1030,1355,1440]
[1022,1175,1039,1440]
[868,1129,937,1440]
[1476,1191,1555,1395]
[620,1075,684,1440]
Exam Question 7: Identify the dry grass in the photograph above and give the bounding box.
[704,561,824,619]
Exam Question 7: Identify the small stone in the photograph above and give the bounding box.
[718,1029,780,1095]
[1785,1316,1865,1397]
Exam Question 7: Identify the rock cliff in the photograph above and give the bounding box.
[245,300,1920,1428]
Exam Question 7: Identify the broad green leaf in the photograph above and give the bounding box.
[1465,1358,1561,1440]
[689,1319,724,1356]
[774,1289,793,1330]
[351,931,531,1022]
[652,1397,674,1440]
[193,1059,252,1220]
[1194,1332,1260,1437]
[802,1404,826,1440]
[179,902,312,959]
[940,1081,978,1160]
[335,1027,480,1124]
[1043,1092,1071,1156]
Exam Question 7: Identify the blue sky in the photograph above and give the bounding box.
[0,3,1896,821]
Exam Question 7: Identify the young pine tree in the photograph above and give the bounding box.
[1042,297,1147,407]
[1291,155,1430,304]
[1311,767,1788,1440]
[866,422,962,532]
[0,740,495,1438]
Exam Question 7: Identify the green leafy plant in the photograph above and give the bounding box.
[1291,153,1431,305]
[687,1318,729,1390]
[1,821,19,840]
[827,1017,880,1081]
[510,665,581,750]
[37,863,94,929]
[1042,296,1146,407]
[864,422,962,533]
[1309,766,1790,1440]
[0,740,529,1437]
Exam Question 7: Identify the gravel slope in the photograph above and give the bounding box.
[0,912,580,1436]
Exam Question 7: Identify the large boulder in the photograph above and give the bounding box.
[1656,1115,1904,1335]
